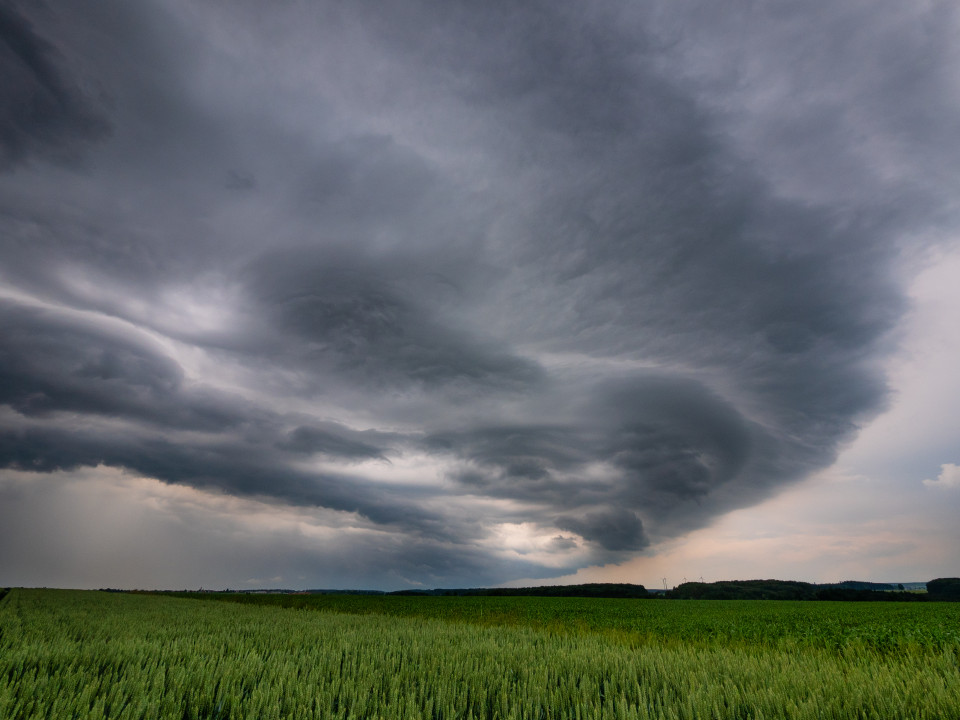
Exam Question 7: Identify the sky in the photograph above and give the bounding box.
[1,0,959,591]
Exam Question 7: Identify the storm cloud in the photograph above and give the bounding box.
[1,0,958,588]
[0,3,109,167]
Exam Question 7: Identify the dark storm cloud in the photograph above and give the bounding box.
[424,375,764,547]
[0,420,459,543]
[280,424,389,462]
[1,0,958,586]
[424,426,588,475]
[243,248,544,392]
[592,377,753,503]
[295,135,441,225]
[556,509,648,553]
[0,301,456,540]
[0,3,109,168]
[0,301,245,432]
[0,469,564,590]
[0,299,421,525]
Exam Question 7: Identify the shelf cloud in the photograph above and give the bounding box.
[1,0,958,588]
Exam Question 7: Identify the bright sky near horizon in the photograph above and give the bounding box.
[1,0,958,590]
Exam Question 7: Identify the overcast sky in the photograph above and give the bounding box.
[2,0,958,590]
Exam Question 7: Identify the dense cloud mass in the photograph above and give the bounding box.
[1,0,959,588]
[0,3,110,168]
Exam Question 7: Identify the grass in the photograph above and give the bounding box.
[166,590,960,653]
[2,588,959,719]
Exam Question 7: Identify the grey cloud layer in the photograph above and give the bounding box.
[1,0,957,586]
[0,3,109,168]
[244,249,545,391]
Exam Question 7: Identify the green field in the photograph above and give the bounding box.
[2,589,959,719]
[167,590,960,653]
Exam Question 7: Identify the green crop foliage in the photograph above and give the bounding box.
[2,589,959,719]
[167,590,960,654]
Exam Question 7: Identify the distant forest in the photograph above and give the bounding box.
[382,578,960,602]
[391,583,650,599]
[133,577,960,601]
[390,578,960,601]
